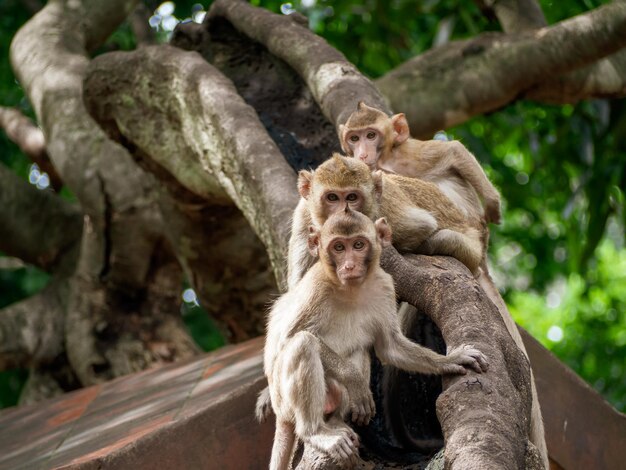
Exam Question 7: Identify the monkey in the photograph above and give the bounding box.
[340,103,548,468]
[286,153,485,290]
[264,208,489,469]
[339,101,501,226]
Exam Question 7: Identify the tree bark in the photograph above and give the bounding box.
[381,250,539,469]
[0,163,80,272]
[8,0,200,390]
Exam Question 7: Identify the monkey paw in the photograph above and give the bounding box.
[485,200,502,225]
[349,389,376,426]
[446,344,489,374]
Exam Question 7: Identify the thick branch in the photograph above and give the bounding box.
[474,0,547,33]
[0,163,81,272]
[11,0,203,386]
[380,248,534,469]
[377,2,626,136]
[84,45,299,284]
[0,278,68,369]
[0,107,62,191]
[525,48,626,103]
[207,0,391,124]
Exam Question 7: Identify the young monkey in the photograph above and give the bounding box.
[339,101,501,226]
[265,208,488,469]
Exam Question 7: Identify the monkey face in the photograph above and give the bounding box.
[325,235,373,286]
[320,189,366,220]
[343,128,382,168]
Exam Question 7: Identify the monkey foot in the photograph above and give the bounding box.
[308,421,360,464]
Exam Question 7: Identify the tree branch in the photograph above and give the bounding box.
[0,163,81,272]
[84,45,299,284]
[11,0,202,386]
[376,2,626,136]
[474,0,547,33]
[0,106,62,191]
[0,278,68,370]
[380,249,537,469]
[207,0,391,124]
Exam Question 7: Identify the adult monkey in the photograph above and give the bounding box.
[340,102,548,468]
[265,208,488,469]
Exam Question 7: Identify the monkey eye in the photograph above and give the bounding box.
[353,240,365,250]
[349,135,359,142]
[326,193,339,202]
[334,243,345,252]
[346,193,358,202]
[366,132,376,140]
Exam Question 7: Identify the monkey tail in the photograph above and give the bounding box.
[255,386,273,423]
[270,420,297,470]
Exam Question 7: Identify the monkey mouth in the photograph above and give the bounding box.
[339,273,366,285]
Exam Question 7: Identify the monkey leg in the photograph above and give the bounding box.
[419,228,482,274]
[270,420,296,470]
[401,207,438,245]
[283,332,360,463]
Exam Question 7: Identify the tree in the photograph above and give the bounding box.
[1,0,625,468]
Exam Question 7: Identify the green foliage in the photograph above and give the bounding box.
[510,241,626,410]
[0,0,624,412]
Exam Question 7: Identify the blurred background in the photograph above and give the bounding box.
[1,0,624,412]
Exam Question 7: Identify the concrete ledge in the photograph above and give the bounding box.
[1,333,624,469]
[0,338,271,470]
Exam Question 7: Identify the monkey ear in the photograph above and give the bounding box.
[298,170,313,199]
[307,226,320,257]
[375,218,392,247]
[338,124,349,154]
[391,113,410,144]
[372,170,383,203]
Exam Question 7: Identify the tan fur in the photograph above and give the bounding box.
[340,102,501,226]
[341,103,547,469]
[265,211,489,469]
[287,154,484,289]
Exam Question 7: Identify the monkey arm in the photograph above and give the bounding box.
[287,199,316,290]
[447,141,501,224]
[375,321,488,375]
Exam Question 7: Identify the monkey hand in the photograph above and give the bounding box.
[347,386,376,426]
[444,344,489,375]
[485,198,502,225]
